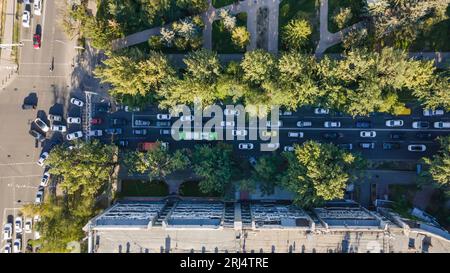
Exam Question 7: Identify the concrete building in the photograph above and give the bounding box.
[84,199,450,253]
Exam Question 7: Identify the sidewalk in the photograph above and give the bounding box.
[0,0,17,88]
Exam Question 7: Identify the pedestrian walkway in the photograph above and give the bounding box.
[0,0,18,88]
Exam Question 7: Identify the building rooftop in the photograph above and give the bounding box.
[250,203,312,229]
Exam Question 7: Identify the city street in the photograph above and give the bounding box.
[0,0,76,252]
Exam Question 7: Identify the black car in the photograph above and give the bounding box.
[95,103,110,113]
[416,132,433,140]
[110,118,127,126]
[390,133,404,140]
[117,140,129,147]
[323,132,343,139]
[105,128,123,135]
[356,121,371,128]
[383,142,401,150]
[29,129,45,142]
[22,103,36,110]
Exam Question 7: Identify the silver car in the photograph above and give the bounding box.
[66,131,83,140]
[34,118,49,132]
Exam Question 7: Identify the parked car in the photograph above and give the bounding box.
[66,131,83,140]
[51,124,67,132]
[412,121,429,129]
[132,129,147,135]
[24,218,32,234]
[22,11,30,28]
[296,121,312,127]
[13,239,21,253]
[288,132,304,138]
[156,114,171,120]
[423,109,444,116]
[224,108,240,116]
[180,115,194,122]
[40,171,50,187]
[134,119,150,126]
[261,143,280,150]
[33,0,42,15]
[160,129,174,135]
[314,108,329,115]
[434,121,450,129]
[324,121,341,128]
[34,118,49,132]
[338,143,353,150]
[95,103,110,113]
[283,146,294,152]
[266,121,282,127]
[33,34,41,49]
[48,114,62,123]
[383,142,401,150]
[323,132,343,139]
[156,121,171,127]
[416,132,433,140]
[117,140,129,147]
[88,130,103,137]
[3,223,12,241]
[105,128,122,135]
[4,243,11,253]
[67,117,81,124]
[35,188,44,204]
[280,111,293,116]
[220,121,235,127]
[359,142,375,149]
[70,98,84,107]
[408,144,427,152]
[29,130,45,142]
[37,152,49,167]
[355,121,371,128]
[14,217,23,234]
[390,133,404,140]
[385,120,404,127]
[110,118,127,126]
[238,143,254,150]
[91,117,103,125]
[232,129,247,136]
[360,131,376,138]
[261,130,278,137]
[122,105,140,112]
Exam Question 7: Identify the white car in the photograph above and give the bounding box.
[13,239,21,253]
[70,98,84,107]
[288,132,304,138]
[88,130,103,137]
[297,121,312,127]
[224,108,240,116]
[123,106,140,112]
[40,171,50,187]
[434,121,450,129]
[3,223,12,240]
[34,231,41,240]
[67,117,81,124]
[283,146,294,152]
[66,131,83,140]
[266,121,282,127]
[4,243,11,253]
[24,218,32,234]
[423,109,444,116]
[238,143,254,150]
[180,115,194,122]
[22,11,30,28]
[156,113,171,120]
[35,189,44,204]
[324,121,341,128]
[232,129,247,136]
[34,118,49,132]
[33,0,42,16]
[360,131,376,138]
[48,114,62,122]
[261,143,280,150]
[385,120,404,127]
[51,124,67,132]
[37,152,49,167]
[314,108,329,115]
[33,215,41,223]
[280,111,293,116]
[408,144,426,152]
[14,217,23,234]
[220,121,235,127]
[412,121,429,129]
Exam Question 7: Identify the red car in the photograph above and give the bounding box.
[91,117,103,125]
[33,34,41,49]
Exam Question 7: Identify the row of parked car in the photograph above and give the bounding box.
[3,215,40,253]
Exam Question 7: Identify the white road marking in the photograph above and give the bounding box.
[0,175,41,179]
[0,162,37,166]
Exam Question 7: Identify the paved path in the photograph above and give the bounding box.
[0,0,18,88]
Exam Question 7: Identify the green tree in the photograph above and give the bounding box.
[282,19,312,50]
[183,49,222,84]
[423,136,450,187]
[240,49,277,85]
[123,144,190,179]
[250,154,284,196]
[281,141,365,207]
[192,144,234,195]
[333,7,353,29]
[45,140,117,197]
[231,26,251,49]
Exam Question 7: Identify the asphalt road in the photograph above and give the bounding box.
[0,1,76,252]
[87,103,450,161]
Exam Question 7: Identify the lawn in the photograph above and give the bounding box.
[278,0,320,52]
[212,0,236,9]
[327,0,365,33]
[179,181,220,197]
[212,12,247,53]
[120,180,169,197]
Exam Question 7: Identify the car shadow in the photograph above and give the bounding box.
[23,92,38,109]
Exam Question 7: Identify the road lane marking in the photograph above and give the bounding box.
[0,175,41,179]
[0,162,37,166]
